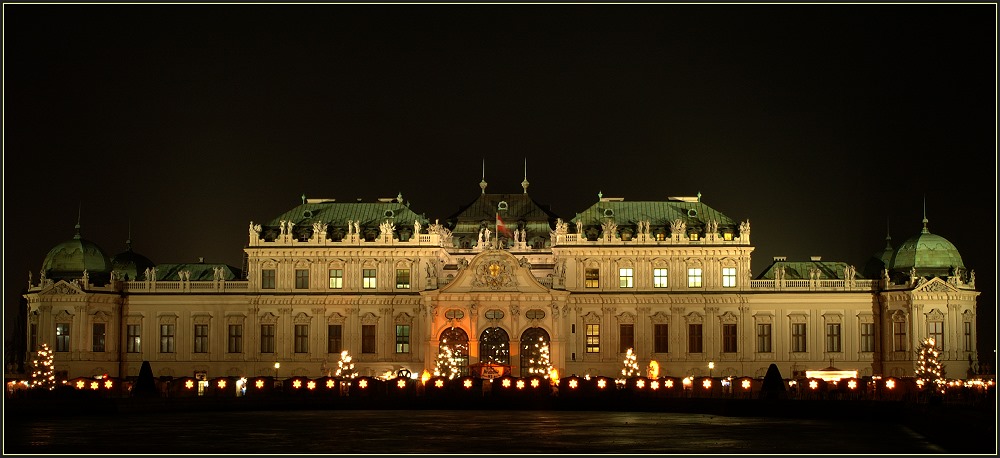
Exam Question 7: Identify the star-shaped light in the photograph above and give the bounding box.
[516,380,525,389]
[435,379,444,388]
[218,380,227,389]
[398,379,407,388]
[502,379,511,388]
[256,380,265,389]
[568,379,578,389]
[185,380,194,389]
[292,379,302,389]
[597,379,607,389]
[358,379,368,389]
[742,379,751,390]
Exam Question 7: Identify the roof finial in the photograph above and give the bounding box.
[127,218,132,250]
[301,193,306,205]
[74,203,82,239]
[480,159,487,194]
[521,158,529,194]
[396,192,403,203]
[921,195,929,234]
[598,190,603,200]
[884,216,892,249]
[697,191,702,202]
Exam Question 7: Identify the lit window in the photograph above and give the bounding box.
[688,324,703,353]
[160,324,175,353]
[585,268,600,288]
[928,321,943,350]
[619,268,633,288]
[723,232,733,241]
[964,322,972,352]
[56,323,70,352]
[722,267,737,288]
[585,324,600,353]
[653,268,668,288]
[756,323,771,353]
[295,269,309,289]
[363,269,377,289]
[689,233,699,241]
[127,324,141,353]
[826,323,841,352]
[687,268,702,288]
[329,269,343,289]
[261,269,275,289]
[396,325,410,353]
[92,323,106,353]
[396,269,410,289]
[792,323,806,353]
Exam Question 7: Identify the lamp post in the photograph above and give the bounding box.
[708,361,715,378]
[274,362,280,379]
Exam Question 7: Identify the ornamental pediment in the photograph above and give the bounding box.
[914,277,958,293]
[437,250,549,294]
[40,280,84,296]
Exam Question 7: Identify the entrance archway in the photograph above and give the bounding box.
[519,327,551,376]
[437,327,470,377]
[479,327,510,365]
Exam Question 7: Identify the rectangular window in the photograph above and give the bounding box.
[92,323,106,353]
[260,324,275,354]
[756,323,772,353]
[722,267,737,288]
[585,268,600,288]
[363,269,377,289]
[56,323,70,352]
[228,325,243,353]
[294,324,309,353]
[722,323,737,353]
[653,268,668,288]
[194,324,209,353]
[30,324,38,352]
[362,325,376,353]
[160,324,175,353]
[860,323,875,352]
[688,324,703,353]
[689,232,699,241]
[396,325,410,353]
[396,269,410,289]
[892,321,907,352]
[328,324,343,354]
[826,323,841,352]
[791,323,806,353]
[618,268,633,288]
[127,324,141,353]
[295,269,309,289]
[687,268,703,288]
[619,323,634,353]
[928,321,944,349]
[723,232,733,241]
[653,324,669,353]
[585,324,600,353]
[261,269,276,289]
[328,269,343,289]
[964,322,972,352]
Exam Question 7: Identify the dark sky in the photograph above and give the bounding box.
[4,4,996,360]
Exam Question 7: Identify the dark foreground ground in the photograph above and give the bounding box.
[4,395,997,455]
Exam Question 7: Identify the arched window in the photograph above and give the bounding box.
[438,327,470,376]
[519,327,551,376]
[479,327,510,365]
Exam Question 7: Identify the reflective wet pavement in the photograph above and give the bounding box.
[5,409,944,455]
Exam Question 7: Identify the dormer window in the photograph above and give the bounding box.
[689,233,699,241]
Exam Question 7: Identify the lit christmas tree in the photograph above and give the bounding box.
[30,343,56,390]
[433,343,462,379]
[915,337,946,394]
[335,350,357,379]
[526,337,552,376]
[618,348,639,384]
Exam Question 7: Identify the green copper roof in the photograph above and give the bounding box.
[42,236,112,279]
[155,263,241,281]
[571,199,739,233]
[446,193,559,244]
[111,242,156,281]
[891,231,964,276]
[263,200,431,241]
[757,260,857,280]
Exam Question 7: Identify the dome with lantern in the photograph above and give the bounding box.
[41,223,112,284]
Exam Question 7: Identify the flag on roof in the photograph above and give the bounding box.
[496,212,512,238]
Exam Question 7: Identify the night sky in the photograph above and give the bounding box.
[4,4,996,362]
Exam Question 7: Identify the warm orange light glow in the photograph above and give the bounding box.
[516,380,525,389]
[76,380,85,389]
[464,379,473,388]
[502,379,511,388]
[326,379,335,389]
[886,379,895,389]
[636,379,646,389]
[665,379,674,388]
[702,379,712,389]
[682,377,692,386]
[569,379,578,389]
[848,380,857,389]
[597,379,607,389]
[257,380,265,389]
[742,379,751,390]
[530,379,540,388]
[549,368,559,384]
[809,380,818,389]
[217,380,227,389]
[397,379,407,388]
[104,380,113,389]
[650,380,660,390]
[185,380,194,389]
[307,381,316,390]
[435,379,444,388]
[421,370,432,385]
[648,360,660,378]
[90,381,99,390]
[359,379,368,389]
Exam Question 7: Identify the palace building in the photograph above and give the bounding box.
[20,177,980,383]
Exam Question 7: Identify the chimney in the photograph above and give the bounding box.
[810,256,822,261]
[198,257,205,263]
[773,256,787,262]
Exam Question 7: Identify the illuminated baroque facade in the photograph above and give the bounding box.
[22,180,980,382]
